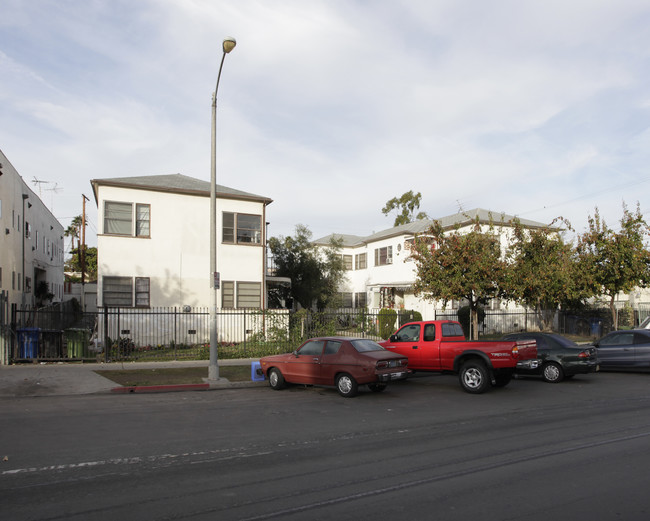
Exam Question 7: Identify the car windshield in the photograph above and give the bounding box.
[351,339,385,352]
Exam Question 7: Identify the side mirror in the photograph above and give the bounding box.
[389,334,397,342]
[292,350,299,357]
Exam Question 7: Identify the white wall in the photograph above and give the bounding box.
[96,184,265,308]
[0,150,64,309]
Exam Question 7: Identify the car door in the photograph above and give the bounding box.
[387,323,422,364]
[283,340,325,384]
[633,332,650,369]
[596,332,636,369]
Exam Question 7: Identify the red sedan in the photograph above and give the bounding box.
[259,337,409,397]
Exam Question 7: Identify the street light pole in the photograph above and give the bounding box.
[209,37,236,382]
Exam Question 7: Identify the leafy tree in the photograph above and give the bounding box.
[382,190,430,226]
[505,219,586,330]
[410,217,506,339]
[268,224,345,310]
[65,246,98,282]
[576,204,650,329]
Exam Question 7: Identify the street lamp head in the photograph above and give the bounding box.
[223,37,236,54]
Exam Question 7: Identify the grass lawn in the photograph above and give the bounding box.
[95,365,254,386]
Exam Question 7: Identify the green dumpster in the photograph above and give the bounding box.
[65,329,90,358]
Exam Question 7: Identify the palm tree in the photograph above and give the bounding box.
[64,216,83,252]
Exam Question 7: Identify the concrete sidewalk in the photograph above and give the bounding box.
[0,359,265,398]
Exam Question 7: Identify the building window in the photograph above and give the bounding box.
[222,281,235,308]
[103,276,133,306]
[341,292,353,307]
[374,246,393,266]
[342,255,353,270]
[237,282,261,308]
[135,277,150,307]
[104,201,150,237]
[355,292,367,308]
[136,204,150,237]
[25,277,31,293]
[221,281,261,308]
[222,212,262,245]
[355,253,367,270]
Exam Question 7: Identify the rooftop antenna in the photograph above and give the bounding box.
[44,183,63,212]
[31,176,50,197]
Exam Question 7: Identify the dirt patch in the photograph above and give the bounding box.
[95,365,253,386]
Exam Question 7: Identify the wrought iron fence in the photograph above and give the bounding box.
[6,303,650,364]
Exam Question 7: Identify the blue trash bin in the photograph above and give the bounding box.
[18,328,40,358]
[251,361,265,381]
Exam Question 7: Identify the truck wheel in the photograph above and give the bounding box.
[268,368,285,390]
[459,360,491,394]
[336,373,358,397]
[542,362,564,383]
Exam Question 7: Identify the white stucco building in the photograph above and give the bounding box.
[91,174,273,309]
[0,149,65,311]
[314,209,551,320]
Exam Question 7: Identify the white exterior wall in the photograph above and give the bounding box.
[0,150,65,309]
[96,184,265,308]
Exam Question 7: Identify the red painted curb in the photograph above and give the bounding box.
[111,383,210,394]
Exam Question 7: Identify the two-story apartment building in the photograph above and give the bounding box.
[91,174,273,310]
[314,209,550,320]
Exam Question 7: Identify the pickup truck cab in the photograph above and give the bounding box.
[379,320,538,393]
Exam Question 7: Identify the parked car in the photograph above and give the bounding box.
[594,329,650,371]
[500,332,598,383]
[259,337,409,397]
[639,316,650,329]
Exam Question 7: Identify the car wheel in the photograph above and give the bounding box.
[336,373,358,398]
[542,362,564,383]
[268,368,285,390]
[459,360,491,394]
[368,383,387,392]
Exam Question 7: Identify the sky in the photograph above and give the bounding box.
[1,0,649,253]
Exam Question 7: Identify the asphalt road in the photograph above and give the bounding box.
[2,371,649,521]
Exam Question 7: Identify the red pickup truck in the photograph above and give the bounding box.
[379,320,538,393]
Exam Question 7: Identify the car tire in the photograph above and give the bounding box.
[542,362,564,383]
[459,360,491,394]
[336,373,358,398]
[368,383,387,393]
[268,368,285,390]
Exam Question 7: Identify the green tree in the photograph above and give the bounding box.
[505,219,586,330]
[268,224,345,310]
[576,204,650,329]
[65,246,98,282]
[382,190,430,226]
[410,218,506,339]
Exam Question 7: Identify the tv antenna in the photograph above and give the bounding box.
[31,177,50,197]
[44,183,63,212]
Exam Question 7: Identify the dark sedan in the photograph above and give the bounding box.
[501,332,598,383]
[259,337,409,397]
[594,329,650,371]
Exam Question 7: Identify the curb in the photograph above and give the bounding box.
[111,383,210,394]
[110,380,268,394]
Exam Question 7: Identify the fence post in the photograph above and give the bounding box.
[103,307,109,363]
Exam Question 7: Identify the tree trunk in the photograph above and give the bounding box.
[609,295,618,330]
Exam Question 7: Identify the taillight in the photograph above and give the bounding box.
[578,350,590,359]
[511,345,519,358]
